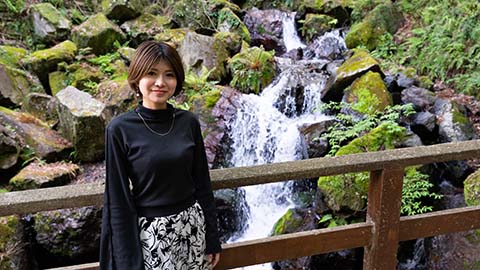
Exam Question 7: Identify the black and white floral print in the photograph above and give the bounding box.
[138,203,210,270]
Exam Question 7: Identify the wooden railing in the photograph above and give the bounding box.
[1,140,480,269]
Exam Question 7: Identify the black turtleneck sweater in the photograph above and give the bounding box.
[100,103,221,270]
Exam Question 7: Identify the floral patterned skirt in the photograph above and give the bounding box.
[138,202,210,270]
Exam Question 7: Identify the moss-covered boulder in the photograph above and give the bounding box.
[101,0,148,23]
[95,79,135,123]
[301,13,337,42]
[217,7,251,43]
[318,122,407,211]
[464,169,480,207]
[178,31,230,81]
[0,46,28,68]
[228,46,276,94]
[55,86,106,162]
[71,64,103,93]
[213,31,242,56]
[72,13,126,55]
[120,13,171,46]
[21,93,58,128]
[30,3,71,43]
[0,215,29,270]
[9,161,79,191]
[21,40,77,90]
[322,48,382,103]
[172,0,240,31]
[0,106,73,163]
[345,2,403,50]
[344,71,392,115]
[154,28,188,48]
[0,64,45,106]
[48,71,69,96]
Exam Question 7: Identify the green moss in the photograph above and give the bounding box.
[72,65,103,92]
[345,2,403,50]
[217,8,251,43]
[301,13,336,42]
[32,3,70,28]
[452,105,469,125]
[228,46,276,94]
[154,28,187,47]
[204,88,221,108]
[417,75,433,90]
[464,169,480,207]
[22,40,77,73]
[0,46,27,68]
[49,71,68,96]
[213,31,242,55]
[347,71,392,115]
[272,209,304,236]
[336,48,380,80]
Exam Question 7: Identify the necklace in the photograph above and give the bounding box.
[136,109,175,136]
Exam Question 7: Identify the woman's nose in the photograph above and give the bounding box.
[155,75,165,86]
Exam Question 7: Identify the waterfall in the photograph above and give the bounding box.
[282,12,306,52]
[225,15,346,269]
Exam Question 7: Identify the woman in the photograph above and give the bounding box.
[100,40,221,270]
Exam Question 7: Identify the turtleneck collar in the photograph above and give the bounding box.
[135,102,175,121]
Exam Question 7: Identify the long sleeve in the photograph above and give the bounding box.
[100,126,144,270]
[191,118,222,254]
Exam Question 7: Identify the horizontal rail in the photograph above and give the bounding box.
[2,140,480,216]
[45,205,480,270]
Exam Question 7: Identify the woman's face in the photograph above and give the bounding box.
[138,60,177,110]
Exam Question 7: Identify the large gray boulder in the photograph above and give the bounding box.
[56,86,106,162]
[102,0,148,23]
[95,79,135,123]
[432,98,477,143]
[21,93,58,128]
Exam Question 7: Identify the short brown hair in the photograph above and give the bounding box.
[128,41,185,96]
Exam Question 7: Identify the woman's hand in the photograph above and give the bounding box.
[207,253,220,269]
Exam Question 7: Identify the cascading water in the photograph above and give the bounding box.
[225,11,347,269]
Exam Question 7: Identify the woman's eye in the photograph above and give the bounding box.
[147,71,156,76]
[166,73,176,77]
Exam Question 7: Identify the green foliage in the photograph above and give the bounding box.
[350,0,384,22]
[318,214,347,228]
[373,0,480,96]
[88,52,120,75]
[184,66,218,97]
[228,46,276,94]
[401,167,442,216]
[318,102,415,156]
[2,0,25,14]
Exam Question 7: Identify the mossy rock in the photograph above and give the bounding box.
[172,0,240,31]
[0,46,28,68]
[120,13,171,46]
[301,13,337,42]
[272,208,304,236]
[49,71,69,96]
[154,28,187,48]
[217,7,251,43]
[31,2,71,42]
[0,124,21,170]
[71,64,103,93]
[0,64,45,106]
[345,71,392,115]
[345,2,403,50]
[228,46,276,94]
[0,215,26,270]
[322,48,382,103]
[101,0,148,23]
[464,169,480,207]
[9,161,80,191]
[213,31,242,55]
[21,40,77,76]
[95,79,135,122]
[318,122,407,211]
[72,13,126,55]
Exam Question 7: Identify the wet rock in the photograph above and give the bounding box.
[410,111,437,143]
[9,161,80,191]
[214,188,249,242]
[55,86,106,163]
[301,14,336,43]
[298,119,334,158]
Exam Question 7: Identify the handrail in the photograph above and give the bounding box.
[1,139,480,269]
